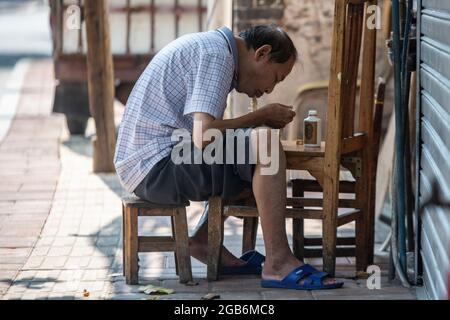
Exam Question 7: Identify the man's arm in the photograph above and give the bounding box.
[192,104,296,149]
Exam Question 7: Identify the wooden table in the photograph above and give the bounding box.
[281,140,326,185]
[282,140,354,182]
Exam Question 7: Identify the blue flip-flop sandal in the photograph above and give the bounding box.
[220,250,265,275]
[261,264,344,290]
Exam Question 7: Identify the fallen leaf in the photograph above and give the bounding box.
[83,289,90,298]
[139,285,174,295]
[355,271,370,279]
[108,273,122,278]
[202,293,220,300]
[185,281,199,287]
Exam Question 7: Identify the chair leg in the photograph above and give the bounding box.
[242,217,258,254]
[355,148,375,271]
[356,176,371,272]
[293,220,305,260]
[366,206,376,265]
[207,197,224,282]
[366,166,377,266]
[292,180,305,260]
[172,207,192,284]
[322,179,338,276]
[171,215,179,276]
[124,206,139,285]
[355,214,369,272]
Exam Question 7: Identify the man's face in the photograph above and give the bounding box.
[236,45,295,98]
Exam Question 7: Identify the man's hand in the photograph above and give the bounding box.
[256,103,296,129]
[191,104,296,149]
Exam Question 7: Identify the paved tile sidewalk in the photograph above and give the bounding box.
[1,60,417,301]
[0,59,62,298]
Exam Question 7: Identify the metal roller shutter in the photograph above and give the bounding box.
[418,0,450,300]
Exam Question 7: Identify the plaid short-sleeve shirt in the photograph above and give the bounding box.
[114,28,237,193]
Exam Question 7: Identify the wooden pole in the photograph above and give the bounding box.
[84,0,116,173]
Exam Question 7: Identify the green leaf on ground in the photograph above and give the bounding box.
[139,285,174,295]
[202,293,220,300]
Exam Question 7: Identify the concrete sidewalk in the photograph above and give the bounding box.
[0,60,417,300]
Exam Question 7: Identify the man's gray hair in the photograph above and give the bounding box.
[239,24,298,63]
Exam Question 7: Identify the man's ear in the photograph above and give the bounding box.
[254,45,272,62]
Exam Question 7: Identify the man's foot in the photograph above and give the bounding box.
[189,237,246,268]
[262,256,339,286]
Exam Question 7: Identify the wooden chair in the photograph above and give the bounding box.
[122,196,192,284]
[290,78,385,261]
[207,0,381,281]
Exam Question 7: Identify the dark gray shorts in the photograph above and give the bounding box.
[134,129,255,205]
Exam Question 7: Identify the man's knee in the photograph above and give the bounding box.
[250,127,285,175]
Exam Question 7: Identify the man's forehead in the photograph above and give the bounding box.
[277,59,295,75]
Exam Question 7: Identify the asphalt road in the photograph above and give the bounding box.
[0,0,51,78]
[0,0,51,139]
[0,0,51,59]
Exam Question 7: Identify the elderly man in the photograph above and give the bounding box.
[115,25,342,290]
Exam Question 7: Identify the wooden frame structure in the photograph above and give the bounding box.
[49,0,207,82]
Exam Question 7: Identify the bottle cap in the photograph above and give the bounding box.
[308,110,318,116]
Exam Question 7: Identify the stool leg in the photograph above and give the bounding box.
[122,204,126,277]
[124,206,139,285]
[172,207,192,284]
[242,217,258,254]
[207,197,224,282]
[171,215,179,276]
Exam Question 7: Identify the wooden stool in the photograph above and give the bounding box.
[122,196,192,284]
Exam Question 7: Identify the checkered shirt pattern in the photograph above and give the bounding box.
[114,29,236,193]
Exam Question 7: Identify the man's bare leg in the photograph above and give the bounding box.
[189,188,254,267]
[189,215,246,267]
[252,128,336,284]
